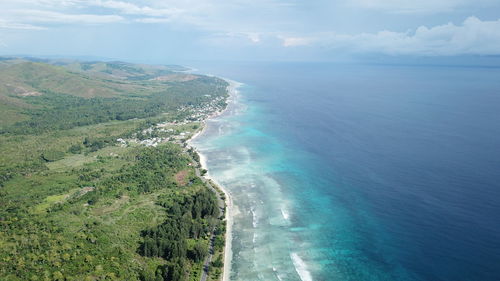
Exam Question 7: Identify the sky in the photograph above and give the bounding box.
[1,0,500,62]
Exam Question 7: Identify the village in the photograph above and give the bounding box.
[116,94,226,148]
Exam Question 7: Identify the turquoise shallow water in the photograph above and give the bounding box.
[190,62,500,281]
[192,87,309,281]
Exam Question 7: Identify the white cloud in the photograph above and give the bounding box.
[207,32,263,44]
[283,17,500,56]
[0,0,298,32]
[350,0,498,14]
[0,19,46,30]
[1,0,500,57]
[1,0,81,5]
[280,36,315,47]
[351,0,463,13]
[246,32,261,43]
[9,10,124,24]
[93,0,183,17]
[0,1,178,26]
[134,17,172,24]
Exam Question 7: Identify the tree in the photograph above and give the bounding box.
[211,255,223,268]
[166,259,186,281]
[189,241,208,262]
[53,271,64,281]
[68,144,83,154]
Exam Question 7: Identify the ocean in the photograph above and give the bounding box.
[189,62,500,281]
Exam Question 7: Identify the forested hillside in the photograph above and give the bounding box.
[0,58,227,281]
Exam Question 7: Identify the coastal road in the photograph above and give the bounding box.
[201,232,216,281]
[194,165,225,281]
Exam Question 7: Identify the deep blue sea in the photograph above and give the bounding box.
[190,62,500,281]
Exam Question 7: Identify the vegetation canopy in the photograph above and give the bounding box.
[0,57,228,281]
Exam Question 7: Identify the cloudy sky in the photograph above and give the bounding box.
[1,0,500,62]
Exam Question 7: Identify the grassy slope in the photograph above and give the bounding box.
[0,59,195,129]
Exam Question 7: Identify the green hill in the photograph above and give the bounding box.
[0,58,226,134]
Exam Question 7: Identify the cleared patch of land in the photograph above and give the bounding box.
[152,74,199,82]
[175,169,190,186]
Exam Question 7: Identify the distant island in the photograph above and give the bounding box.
[0,57,230,281]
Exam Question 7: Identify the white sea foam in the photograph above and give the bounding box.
[273,267,284,281]
[291,252,313,281]
[250,207,258,228]
[218,124,225,136]
[281,208,290,220]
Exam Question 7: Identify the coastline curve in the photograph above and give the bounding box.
[188,79,242,281]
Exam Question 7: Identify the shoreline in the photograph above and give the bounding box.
[188,78,242,281]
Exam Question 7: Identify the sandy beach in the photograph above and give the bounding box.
[188,79,241,281]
